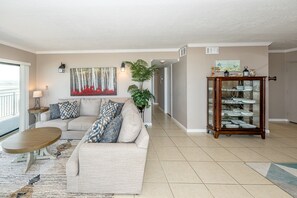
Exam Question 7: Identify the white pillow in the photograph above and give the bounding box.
[117,109,142,143]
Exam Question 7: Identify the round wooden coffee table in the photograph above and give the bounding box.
[2,127,62,172]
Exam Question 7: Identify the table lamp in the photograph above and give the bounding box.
[33,90,43,109]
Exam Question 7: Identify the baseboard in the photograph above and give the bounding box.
[158,106,165,113]
[171,117,187,132]
[144,122,152,126]
[265,129,270,133]
[269,119,289,122]
[187,129,207,133]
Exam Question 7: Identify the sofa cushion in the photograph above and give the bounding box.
[36,118,74,131]
[68,116,98,131]
[80,98,101,116]
[87,102,119,143]
[59,101,80,120]
[121,100,139,116]
[117,109,142,143]
[109,100,124,117]
[49,103,60,120]
[100,114,123,143]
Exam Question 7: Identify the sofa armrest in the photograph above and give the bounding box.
[78,143,147,177]
[40,110,50,122]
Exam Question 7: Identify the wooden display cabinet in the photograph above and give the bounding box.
[207,76,266,139]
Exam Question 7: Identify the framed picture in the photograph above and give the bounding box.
[215,60,240,72]
[70,67,117,96]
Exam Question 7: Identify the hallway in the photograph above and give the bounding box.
[137,105,297,198]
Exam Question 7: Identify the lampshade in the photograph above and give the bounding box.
[33,90,43,98]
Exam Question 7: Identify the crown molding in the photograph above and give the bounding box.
[187,42,272,48]
[0,40,35,54]
[36,48,179,54]
[268,47,297,53]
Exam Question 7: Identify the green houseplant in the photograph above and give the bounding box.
[125,59,158,115]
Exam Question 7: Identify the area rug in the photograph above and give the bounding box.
[0,140,113,198]
[247,162,297,198]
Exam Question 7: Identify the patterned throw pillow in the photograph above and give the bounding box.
[59,101,80,120]
[100,114,123,143]
[108,100,124,117]
[87,102,118,143]
[49,103,60,120]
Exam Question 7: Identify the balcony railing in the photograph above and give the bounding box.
[0,88,20,120]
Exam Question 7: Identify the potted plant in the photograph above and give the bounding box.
[125,59,158,118]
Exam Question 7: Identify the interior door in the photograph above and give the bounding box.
[288,63,297,123]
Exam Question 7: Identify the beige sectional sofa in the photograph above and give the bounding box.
[37,97,149,194]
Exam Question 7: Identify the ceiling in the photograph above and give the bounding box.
[0,0,297,53]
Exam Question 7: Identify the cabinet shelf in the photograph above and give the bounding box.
[207,76,266,139]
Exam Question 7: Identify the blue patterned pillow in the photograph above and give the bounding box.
[59,101,80,120]
[87,102,118,143]
[49,103,60,120]
[100,115,123,143]
[109,100,124,117]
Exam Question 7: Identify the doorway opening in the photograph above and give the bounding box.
[151,59,178,117]
[0,63,20,137]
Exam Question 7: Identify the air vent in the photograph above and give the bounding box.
[206,47,219,54]
[179,46,187,57]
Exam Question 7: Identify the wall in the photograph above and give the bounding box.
[0,44,36,124]
[187,46,269,131]
[172,56,187,127]
[268,53,286,119]
[166,65,172,115]
[36,52,177,124]
[153,70,159,104]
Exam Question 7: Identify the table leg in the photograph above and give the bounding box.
[24,152,35,173]
[38,147,56,159]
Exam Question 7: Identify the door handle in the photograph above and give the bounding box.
[268,76,277,81]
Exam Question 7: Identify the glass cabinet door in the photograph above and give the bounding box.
[208,79,214,127]
[221,79,260,129]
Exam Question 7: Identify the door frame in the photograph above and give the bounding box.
[0,58,30,131]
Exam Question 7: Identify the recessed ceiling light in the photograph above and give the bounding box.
[160,60,165,64]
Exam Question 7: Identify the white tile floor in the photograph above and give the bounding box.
[115,106,297,198]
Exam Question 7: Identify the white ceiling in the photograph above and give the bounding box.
[0,0,297,52]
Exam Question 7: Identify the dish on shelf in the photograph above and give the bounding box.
[241,111,253,116]
[231,120,246,124]
[226,124,239,128]
[240,124,257,128]
[236,86,244,90]
[228,112,241,116]
[244,86,253,91]
[242,99,256,104]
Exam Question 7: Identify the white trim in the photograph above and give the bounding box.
[266,129,270,133]
[158,106,165,113]
[36,48,179,54]
[171,117,187,132]
[0,40,35,54]
[0,58,30,66]
[187,129,207,133]
[187,42,272,48]
[19,64,30,131]
[269,118,289,122]
[269,48,297,53]
[164,67,168,114]
[144,122,152,127]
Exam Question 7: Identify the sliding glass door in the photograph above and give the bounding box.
[0,63,20,136]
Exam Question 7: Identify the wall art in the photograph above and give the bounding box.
[215,60,240,72]
[70,67,117,96]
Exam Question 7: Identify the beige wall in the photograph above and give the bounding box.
[268,53,286,119]
[172,56,187,127]
[186,46,269,130]
[0,44,36,124]
[36,52,177,124]
[158,68,165,110]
